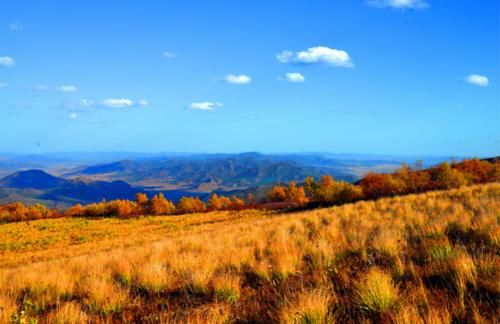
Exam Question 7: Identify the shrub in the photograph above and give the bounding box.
[360,173,405,200]
[149,193,175,215]
[432,162,468,190]
[176,197,206,214]
[268,185,288,202]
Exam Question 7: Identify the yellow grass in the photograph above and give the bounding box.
[0,183,498,323]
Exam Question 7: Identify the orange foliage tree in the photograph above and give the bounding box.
[432,162,468,190]
[230,195,246,209]
[207,194,232,211]
[177,197,206,214]
[268,185,288,202]
[149,193,175,215]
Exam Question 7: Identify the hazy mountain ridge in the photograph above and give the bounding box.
[0,170,138,207]
[0,152,457,206]
[71,154,359,191]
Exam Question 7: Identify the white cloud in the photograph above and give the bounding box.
[101,98,135,108]
[34,85,50,91]
[367,0,429,9]
[284,72,305,83]
[0,83,7,88]
[223,74,252,84]
[9,21,23,31]
[276,46,353,67]
[56,85,78,93]
[163,51,176,59]
[34,85,78,92]
[0,56,15,67]
[76,98,147,109]
[464,74,489,87]
[78,99,95,108]
[68,112,78,120]
[138,99,149,107]
[189,101,223,111]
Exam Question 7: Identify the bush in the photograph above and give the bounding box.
[177,197,206,214]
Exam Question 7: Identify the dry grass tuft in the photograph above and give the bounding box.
[282,289,334,324]
[356,268,399,315]
[45,302,88,324]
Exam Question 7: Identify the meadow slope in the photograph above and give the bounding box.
[0,184,498,323]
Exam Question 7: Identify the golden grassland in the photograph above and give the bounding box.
[0,183,498,323]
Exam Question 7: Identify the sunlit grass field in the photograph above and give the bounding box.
[0,184,498,323]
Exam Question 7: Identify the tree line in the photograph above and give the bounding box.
[0,158,498,223]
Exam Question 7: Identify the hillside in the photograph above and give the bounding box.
[70,153,376,191]
[0,184,498,322]
[0,170,138,207]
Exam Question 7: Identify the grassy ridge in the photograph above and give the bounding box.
[0,184,498,323]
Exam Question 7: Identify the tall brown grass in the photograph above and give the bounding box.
[0,183,498,323]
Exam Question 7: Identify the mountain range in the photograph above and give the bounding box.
[0,152,456,207]
[0,170,137,207]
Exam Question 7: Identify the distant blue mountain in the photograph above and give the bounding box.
[0,170,138,207]
[72,153,358,192]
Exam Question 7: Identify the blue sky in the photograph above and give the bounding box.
[0,0,498,156]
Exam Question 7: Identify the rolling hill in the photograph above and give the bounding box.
[0,170,138,207]
[71,153,359,191]
[0,184,497,322]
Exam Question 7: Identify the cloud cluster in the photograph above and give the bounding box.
[367,0,429,9]
[0,56,15,67]
[101,98,149,108]
[223,74,251,84]
[101,98,134,108]
[189,101,223,111]
[464,74,489,87]
[0,83,7,88]
[72,98,149,110]
[35,84,79,92]
[284,73,305,83]
[277,46,353,67]
[56,85,78,93]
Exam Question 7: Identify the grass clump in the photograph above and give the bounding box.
[282,289,334,324]
[211,274,240,304]
[356,268,398,315]
[428,243,455,263]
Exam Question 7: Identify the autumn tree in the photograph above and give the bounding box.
[83,201,108,217]
[208,193,223,211]
[268,185,288,202]
[107,200,136,217]
[177,197,206,214]
[395,164,431,194]
[135,193,149,214]
[432,162,468,190]
[150,193,175,215]
[304,176,319,199]
[245,193,256,207]
[230,195,246,210]
[335,182,363,203]
[287,181,309,206]
[359,173,405,200]
[453,159,495,184]
[65,204,84,217]
[27,204,51,220]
